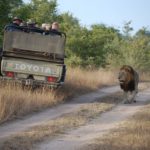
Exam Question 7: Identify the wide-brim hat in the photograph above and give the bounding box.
[13,17,22,22]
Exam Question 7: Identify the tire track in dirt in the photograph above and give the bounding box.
[36,88,150,150]
[0,86,119,140]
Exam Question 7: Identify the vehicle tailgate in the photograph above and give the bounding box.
[1,57,63,77]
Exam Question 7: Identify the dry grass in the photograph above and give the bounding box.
[83,103,150,150]
[0,84,61,123]
[0,93,121,150]
[139,71,150,82]
[66,67,117,90]
[0,68,117,124]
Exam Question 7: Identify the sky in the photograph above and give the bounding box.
[24,0,150,33]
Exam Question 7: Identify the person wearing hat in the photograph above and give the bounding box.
[26,19,43,34]
[27,19,36,28]
[4,17,23,31]
[13,17,23,26]
[49,22,62,36]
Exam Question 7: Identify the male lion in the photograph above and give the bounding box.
[118,65,139,104]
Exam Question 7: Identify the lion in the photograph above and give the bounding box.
[118,65,139,104]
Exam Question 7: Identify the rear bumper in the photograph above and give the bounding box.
[0,76,63,88]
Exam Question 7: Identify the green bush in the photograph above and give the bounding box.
[106,36,150,71]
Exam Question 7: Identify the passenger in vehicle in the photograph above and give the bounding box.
[45,24,51,31]
[4,17,23,31]
[27,19,36,28]
[20,21,29,32]
[20,21,27,27]
[27,19,43,34]
[41,23,47,30]
[49,22,62,36]
[41,23,51,35]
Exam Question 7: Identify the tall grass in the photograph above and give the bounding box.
[139,71,150,82]
[0,84,61,123]
[0,68,116,124]
[66,67,117,91]
[0,67,149,124]
[0,93,123,150]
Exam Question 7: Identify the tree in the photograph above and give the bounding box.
[106,29,150,71]
[60,12,80,32]
[66,23,120,67]
[30,0,59,24]
[135,27,150,37]
[0,0,23,46]
[12,4,33,21]
[122,21,133,38]
[12,0,60,25]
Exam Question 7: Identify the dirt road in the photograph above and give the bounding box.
[36,88,150,150]
[0,86,119,140]
[0,84,150,150]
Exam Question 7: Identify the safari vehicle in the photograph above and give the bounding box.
[0,29,66,88]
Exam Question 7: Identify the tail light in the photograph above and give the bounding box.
[5,71,15,78]
[47,76,57,82]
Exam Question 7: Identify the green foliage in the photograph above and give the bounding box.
[0,1,150,71]
[106,35,150,71]
[135,27,150,37]
[30,0,59,24]
[60,12,80,32]
[0,0,23,46]
[12,0,59,24]
[65,55,83,67]
[65,24,120,67]
[12,4,33,21]
[122,21,133,37]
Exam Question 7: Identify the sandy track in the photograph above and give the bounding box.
[0,86,119,140]
[36,88,150,150]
